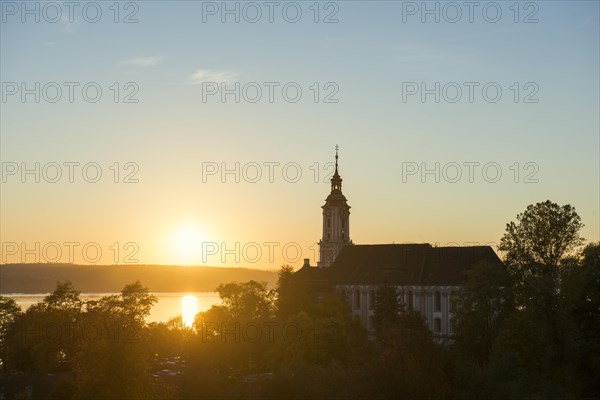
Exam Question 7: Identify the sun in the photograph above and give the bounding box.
[170,223,208,264]
[181,295,199,328]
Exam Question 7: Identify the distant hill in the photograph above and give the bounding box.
[0,263,279,294]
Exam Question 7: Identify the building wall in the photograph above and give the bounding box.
[337,284,459,337]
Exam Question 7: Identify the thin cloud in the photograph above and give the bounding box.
[60,15,77,33]
[123,57,163,67]
[189,69,238,84]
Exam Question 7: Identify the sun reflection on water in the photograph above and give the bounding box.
[181,295,199,328]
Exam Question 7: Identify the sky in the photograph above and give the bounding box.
[1,0,598,268]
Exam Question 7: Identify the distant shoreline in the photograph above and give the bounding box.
[0,263,279,294]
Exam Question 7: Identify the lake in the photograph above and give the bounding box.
[4,292,222,324]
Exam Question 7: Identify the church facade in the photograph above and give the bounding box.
[297,148,501,337]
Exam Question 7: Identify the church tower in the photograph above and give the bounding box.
[318,146,352,268]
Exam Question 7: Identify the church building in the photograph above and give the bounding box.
[296,148,501,337]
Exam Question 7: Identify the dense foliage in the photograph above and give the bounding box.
[0,200,597,399]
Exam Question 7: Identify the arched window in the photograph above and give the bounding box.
[408,290,414,310]
[434,291,441,312]
[354,289,361,309]
[434,318,441,333]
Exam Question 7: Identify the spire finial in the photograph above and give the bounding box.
[331,145,342,193]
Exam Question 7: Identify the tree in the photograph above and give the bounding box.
[372,283,401,341]
[85,281,156,324]
[0,296,21,371]
[185,280,277,395]
[269,292,367,369]
[0,297,20,332]
[453,261,512,364]
[368,294,448,399]
[72,281,158,399]
[560,242,600,396]
[4,282,83,374]
[40,281,83,316]
[452,202,590,398]
[216,280,274,321]
[497,201,585,371]
[499,200,584,272]
[275,265,312,320]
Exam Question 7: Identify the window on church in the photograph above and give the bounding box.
[408,291,414,310]
[354,290,361,309]
[327,218,331,228]
[369,290,375,310]
[434,291,441,312]
[434,318,441,333]
[327,233,331,240]
[450,291,457,313]
[450,318,457,334]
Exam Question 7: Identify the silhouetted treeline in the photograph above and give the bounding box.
[0,201,598,399]
[0,264,277,293]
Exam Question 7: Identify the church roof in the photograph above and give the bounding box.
[295,264,333,292]
[324,243,501,286]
